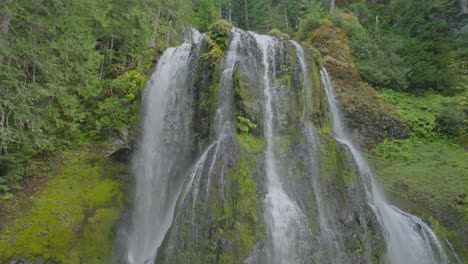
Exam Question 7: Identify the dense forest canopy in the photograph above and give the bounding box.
[0,0,466,187]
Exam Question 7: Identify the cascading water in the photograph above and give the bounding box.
[118,26,460,264]
[122,29,203,264]
[292,41,349,263]
[152,28,253,263]
[320,68,451,264]
[253,34,314,263]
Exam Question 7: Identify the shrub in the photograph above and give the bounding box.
[331,10,410,90]
[437,99,467,137]
[348,2,370,25]
[268,28,290,40]
[209,19,234,36]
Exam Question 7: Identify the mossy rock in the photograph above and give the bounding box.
[306,23,407,149]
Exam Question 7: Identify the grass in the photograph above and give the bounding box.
[372,88,467,211]
[370,87,468,259]
[371,138,467,211]
[0,146,127,263]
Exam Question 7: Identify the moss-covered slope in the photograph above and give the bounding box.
[0,145,128,264]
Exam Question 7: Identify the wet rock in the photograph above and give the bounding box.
[106,127,132,162]
[243,242,266,264]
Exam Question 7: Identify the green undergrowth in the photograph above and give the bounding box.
[372,88,467,219]
[371,138,467,216]
[0,146,126,263]
[370,138,467,256]
[377,88,467,138]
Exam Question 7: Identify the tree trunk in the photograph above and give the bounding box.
[149,5,161,49]
[460,0,468,14]
[165,20,172,47]
[284,7,288,31]
[329,0,335,14]
[0,0,13,65]
[244,0,249,29]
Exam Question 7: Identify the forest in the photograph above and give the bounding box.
[0,0,466,263]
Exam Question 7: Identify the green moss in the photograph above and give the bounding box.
[352,238,364,254]
[320,134,358,184]
[303,52,330,131]
[236,116,257,135]
[268,28,290,40]
[233,67,260,137]
[236,134,265,154]
[203,20,231,68]
[0,147,126,263]
[428,217,467,261]
[280,73,293,88]
[197,24,233,144]
[80,208,121,263]
[210,151,261,261]
[201,75,221,138]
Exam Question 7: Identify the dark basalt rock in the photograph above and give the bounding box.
[106,127,132,162]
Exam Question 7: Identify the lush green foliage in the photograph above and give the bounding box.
[1,0,463,180]
[0,0,466,260]
[296,0,326,37]
[268,28,290,39]
[0,146,126,263]
[378,88,467,138]
[193,0,329,35]
[437,99,468,137]
[330,0,463,92]
[0,0,193,184]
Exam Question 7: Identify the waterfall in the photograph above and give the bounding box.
[319,68,450,264]
[123,29,203,264]
[292,41,349,263]
[253,34,314,263]
[118,27,460,264]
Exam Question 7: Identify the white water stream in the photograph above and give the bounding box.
[253,33,313,264]
[125,30,203,264]
[320,68,450,264]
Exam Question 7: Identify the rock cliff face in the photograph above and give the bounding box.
[148,25,384,264]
